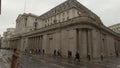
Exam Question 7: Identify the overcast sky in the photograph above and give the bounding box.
[0,0,120,36]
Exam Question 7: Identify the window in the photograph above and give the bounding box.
[54,10,56,13]
[35,19,37,21]
[53,19,57,24]
[33,22,38,30]
[25,18,27,21]
[67,17,69,20]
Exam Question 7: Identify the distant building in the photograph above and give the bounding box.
[2,28,15,48]
[9,0,120,61]
[109,23,120,34]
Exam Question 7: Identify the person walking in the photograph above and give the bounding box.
[43,49,45,55]
[87,53,91,61]
[25,49,27,55]
[11,49,20,68]
[54,49,56,56]
[38,49,41,54]
[74,51,80,62]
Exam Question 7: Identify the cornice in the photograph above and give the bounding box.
[22,16,118,37]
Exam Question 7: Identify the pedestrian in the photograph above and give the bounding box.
[39,49,41,54]
[58,49,62,57]
[74,51,80,62]
[54,50,56,56]
[101,53,104,61]
[116,51,119,57]
[87,53,91,61]
[101,55,103,61]
[43,49,45,55]
[11,48,20,68]
[25,49,27,55]
[69,51,72,58]
[29,49,32,58]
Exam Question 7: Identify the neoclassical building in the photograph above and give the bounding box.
[9,0,120,60]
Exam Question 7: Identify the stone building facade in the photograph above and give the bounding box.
[2,28,15,48]
[9,0,120,60]
[15,13,44,34]
[109,23,120,34]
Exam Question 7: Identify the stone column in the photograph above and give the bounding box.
[34,37,36,49]
[31,38,33,49]
[76,29,82,55]
[36,37,38,50]
[76,28,79,51]
[37,36,40,50]
[79,28,92,58]
[33,37,35,49]
[87,29,93,59]
[27,38,30,50]
[40,36,43,53]
[28,38,30,49]
[30,38,32,49]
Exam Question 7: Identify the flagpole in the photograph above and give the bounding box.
[24,0,27,13]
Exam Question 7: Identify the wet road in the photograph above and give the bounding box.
[19,54,86,68]
[19,54,120,68]
[0,49,12,68]
[1,49,120,68]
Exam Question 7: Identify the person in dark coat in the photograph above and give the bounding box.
[74,51,80,62]
[87,53,91,61]
[38,49,41,54]
[43,49,45,55]
[54,49,56,56]
[57,49,62,57]
[68,51,72,59]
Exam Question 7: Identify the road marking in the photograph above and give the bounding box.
[51,63,64,68]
